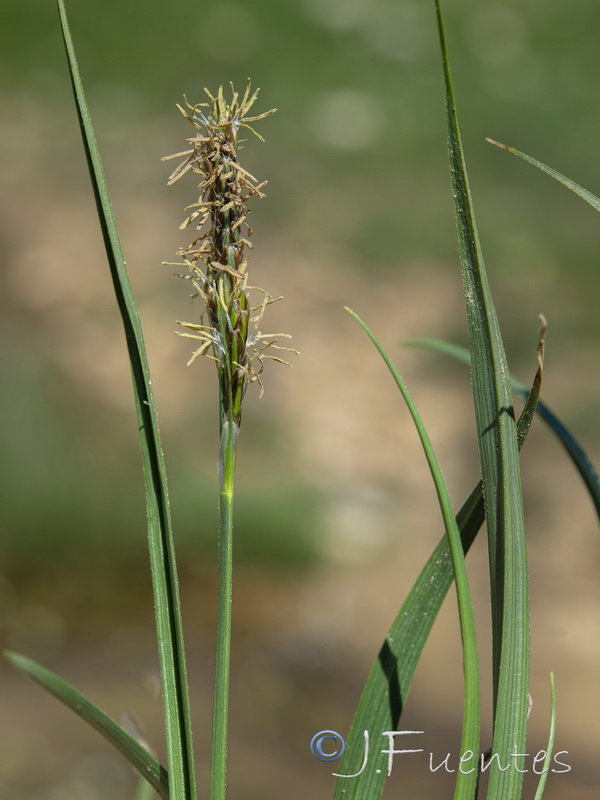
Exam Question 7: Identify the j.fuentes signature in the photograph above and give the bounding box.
[310,730,571,777]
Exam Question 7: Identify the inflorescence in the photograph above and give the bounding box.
[163,81,297,427]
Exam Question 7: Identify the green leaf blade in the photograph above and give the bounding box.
[335,310,481,800]
[5,651,169,800]
[56,3,196,798]
[435,2,529,798]
[333,328,545,800]
[486,139,600,213]
[533,674,556,800]
[406,338,600,521]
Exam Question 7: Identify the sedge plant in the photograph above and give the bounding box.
[4,2,600,800]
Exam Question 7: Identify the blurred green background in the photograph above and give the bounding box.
[1,1,600,798]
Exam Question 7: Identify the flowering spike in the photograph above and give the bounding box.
[163,82,293,428]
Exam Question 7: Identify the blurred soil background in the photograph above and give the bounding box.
[1,0,600,798]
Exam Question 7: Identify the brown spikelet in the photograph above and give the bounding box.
[162,81,297,427]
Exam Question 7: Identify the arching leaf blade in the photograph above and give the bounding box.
[406,338,600,521]
[5,650,169,800]
[333,319,543,800]
[486,139,600,213]
[341,309,480,800]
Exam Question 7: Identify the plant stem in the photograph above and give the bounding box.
[211,418,237,800]
[165,85,284,800]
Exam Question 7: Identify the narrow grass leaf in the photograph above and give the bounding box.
[333,315,543,800]
[529,404,600,521]
[435,3,529,797]
[533,674,556,800]
[56,3,195,798]
[407,338,600,520]
[333,485,483,800]
[486,139,600,213]
[4,651,169,800]
[338,309,480,800]
[484,140,600,519]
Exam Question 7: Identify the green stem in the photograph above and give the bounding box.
[211,418,237,800]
